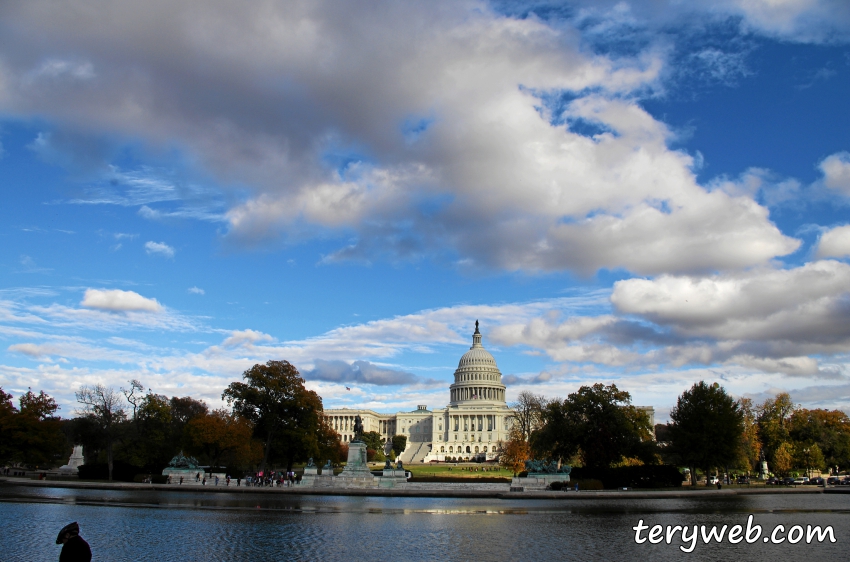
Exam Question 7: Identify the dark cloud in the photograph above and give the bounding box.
[303,359,418,386]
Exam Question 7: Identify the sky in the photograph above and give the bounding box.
[1,0,849,422]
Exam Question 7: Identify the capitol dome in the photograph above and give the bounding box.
[449,321,506,405]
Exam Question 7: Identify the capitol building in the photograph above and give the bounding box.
[324,322,514,463]
[324,322,655,463]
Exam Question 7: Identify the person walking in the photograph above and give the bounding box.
[56,522,92,562]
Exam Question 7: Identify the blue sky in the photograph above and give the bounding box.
[1,0,849,421]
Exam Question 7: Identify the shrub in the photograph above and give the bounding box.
[569,465,685,489]
[550,479,604,491]
[78,461,143,482]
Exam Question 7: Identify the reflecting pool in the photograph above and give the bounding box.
[1,485,847,561]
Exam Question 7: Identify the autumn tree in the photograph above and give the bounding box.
[499,426,530,476]
[223,360,325,474]
[794,443,826,478]
[773,442,793,476]
[169,396,209,449]
[76,384,127,481]
[788,409,850,472]
[185,409,256,468]
[757,393,796,465]
[669,382,743,485]
[737,397,761,472]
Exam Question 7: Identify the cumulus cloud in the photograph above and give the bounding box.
[221,329,273,348]
[610,260,850,344]
[81,288,163,313]
[487,261,850,378]
[819,152,850,196]
[188,286,205,295]
[816,225,850,258]
[0,0,802,275]
[303,359,418,386]
[144,241,175,258]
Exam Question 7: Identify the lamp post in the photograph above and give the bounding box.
[802,447,810,479]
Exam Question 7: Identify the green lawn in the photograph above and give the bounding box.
[403,464,515,478]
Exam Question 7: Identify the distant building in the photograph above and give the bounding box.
[324,322,655,462]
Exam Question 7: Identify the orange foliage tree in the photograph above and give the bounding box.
[185,409,257,468]
[498,426,530,476]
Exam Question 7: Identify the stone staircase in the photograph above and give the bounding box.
[400,442,431,464]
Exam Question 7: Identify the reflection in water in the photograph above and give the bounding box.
[1,485,847,561]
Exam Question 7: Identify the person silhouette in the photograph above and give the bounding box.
[56,522,92,562]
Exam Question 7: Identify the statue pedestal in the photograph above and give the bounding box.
[511,473,570,492]
[162,468,205,485]
[301,466,319,486]
[378,468,407,488]
[332,441,376,488]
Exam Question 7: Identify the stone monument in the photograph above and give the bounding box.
[58,445,85,475]
[336,414,376,487]
[758,449,769,480]
[512,459,571,491]
[50,445,85,479]
[162,451,203,484]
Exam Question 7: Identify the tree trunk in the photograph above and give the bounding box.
[107,439,114,482]
[259,431,273,476]
[690,465,696,486]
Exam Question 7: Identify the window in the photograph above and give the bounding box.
[449,446,453,453]
[440,446,445,452]
[483,446,488,452]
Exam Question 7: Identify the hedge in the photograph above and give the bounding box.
[77,461,144,482]
[568,465,685,489]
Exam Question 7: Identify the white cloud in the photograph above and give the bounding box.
[819,152,850,196]
[610,260,850,343]
[188,286,205,295]
[80,288,163,313]
[0,0,801,275]
[145,241,175,258]
[816,224,850,258]
[220,329,273,348]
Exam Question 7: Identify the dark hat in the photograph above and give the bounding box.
[56,522,80,544]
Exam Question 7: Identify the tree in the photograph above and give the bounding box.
[121,380,145,421]
[360,431,383,452]
[757,393,796,465]
[1,388,67,468]
[532,383,654,470]
[773,442,793,476]
[131,393,174,469]
[0,387,15,464]
[795,443,825,478]
[223,360,325,474]
[788,409,850,472]
[669,382,744,486]
[499,426,530,476]
[76,384,127,481]
[185,409,255,468]
[737,397,761,473]
[510,391,546,442]
[169,396,208,449]
[391,434,407,457]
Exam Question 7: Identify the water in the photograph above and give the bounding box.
[0,485,847,561]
